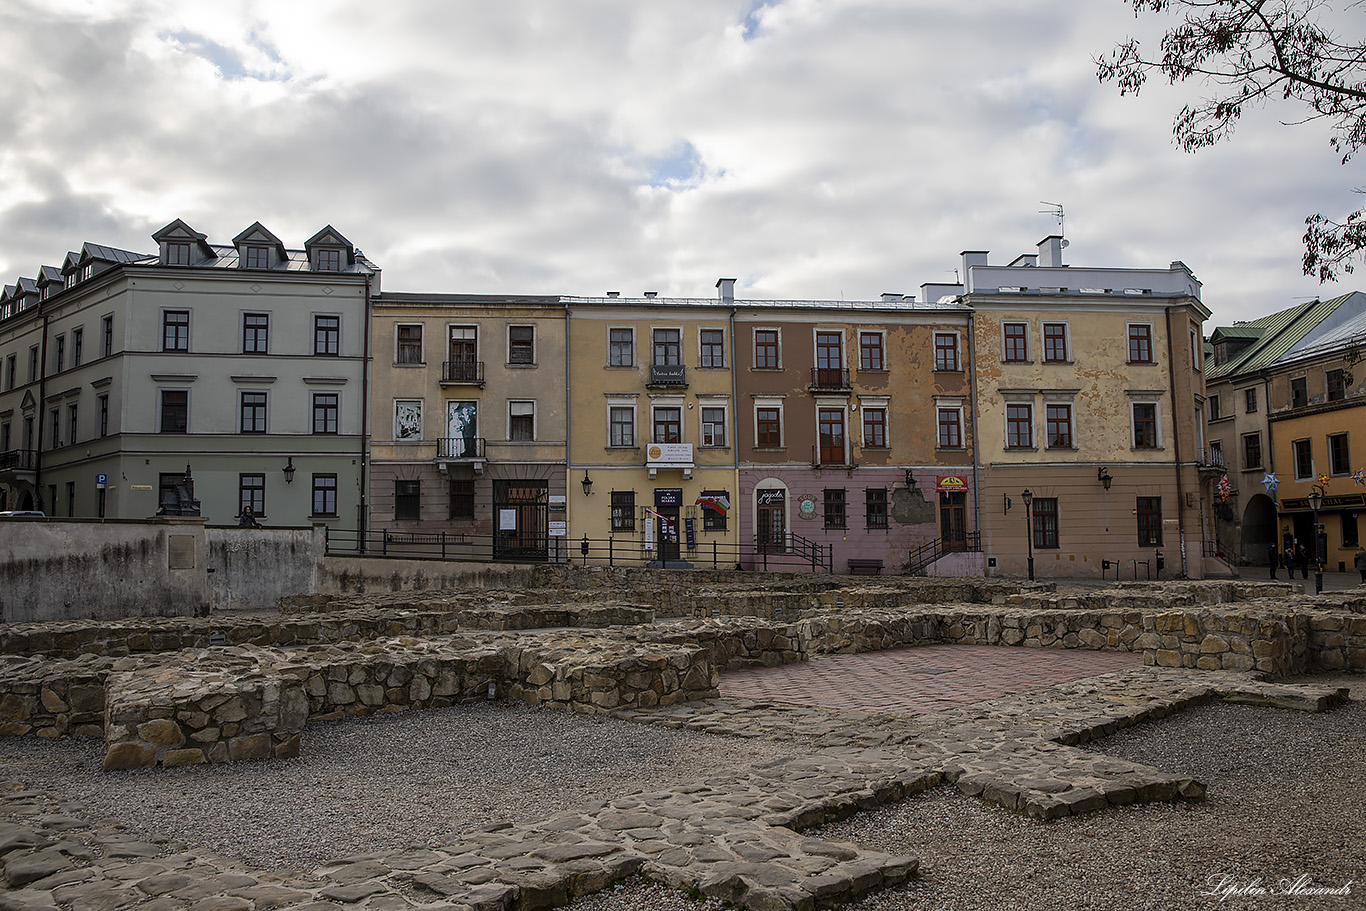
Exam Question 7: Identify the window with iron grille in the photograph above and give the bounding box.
[1032,497,1059,548]
[1330,432,1350,475]
[756,407,781,447]
[1006,404,1033,449]
[1127,324,1153,363]
[1042,323,1068,362]
[823,489,846,529]
[1045,404,1072,449]
[754,330,779,368]
[859,332,884,371]
[1137,497,1162,546]
[508,326,535,365]
[609,407,635,447]
[611,490,635,531]
[865,488,888,529]
[1132,403,1158,449]
[863,408,888,448]
[1003,322,1028,362]
[609,328,633,366]
[936,408,960,449]
[700,329,725,367]
[449,479,475,520]
[396,324,423,364]
[395,480,421,520]
[934,333,958,371]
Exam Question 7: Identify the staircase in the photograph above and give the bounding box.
[907,532,981,576]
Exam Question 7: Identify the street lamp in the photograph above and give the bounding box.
[1308,484,1325,594]
[1022,488,1035,581]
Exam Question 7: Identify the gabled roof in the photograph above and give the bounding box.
[151,218,216,259]
[1209,324,1264,341]
[304,225,356,267]
[232,222,288,259]
[1205,293,1362,379]
[77,242,144,266]
[37,265,62,285]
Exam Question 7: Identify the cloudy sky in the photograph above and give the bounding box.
[0,0,1360,329]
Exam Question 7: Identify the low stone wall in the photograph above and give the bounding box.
[207,525,322,612]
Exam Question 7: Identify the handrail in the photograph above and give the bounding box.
[907,531,981,575]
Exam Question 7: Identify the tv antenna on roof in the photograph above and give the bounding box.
[1039,201,1068,246]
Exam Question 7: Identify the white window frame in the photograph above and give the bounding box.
[698,399,728,448]
[932,330,962,372]
[1128,395,1164,450]
[1041,320,1072,363]
[1126,321,1155,364]
[1004,396,1035,450]
[859,394,891,450]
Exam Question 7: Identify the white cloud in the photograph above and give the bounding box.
[0,0,1356,327]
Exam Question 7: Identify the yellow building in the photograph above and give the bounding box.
[967,239,1211,579]
[565,290,738,567]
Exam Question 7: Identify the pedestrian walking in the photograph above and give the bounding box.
[1297,542,1310,579]
[1355,546,1366,584]
[1284,547,1296,576]
[1268,544,1278,580]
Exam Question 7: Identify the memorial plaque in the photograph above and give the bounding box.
[168,535,195,570]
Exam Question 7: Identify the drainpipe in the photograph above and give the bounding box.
[966,305,981,542]
[1164,307,1189,577]
[729,304,739,550]
[34,311,50,511]
[358,275,372,551]
[564,300,573,563]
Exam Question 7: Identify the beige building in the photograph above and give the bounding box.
[367,293,568,560]
[565,291,738,567]
[968,238,1211,579]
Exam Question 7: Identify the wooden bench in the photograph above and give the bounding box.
[847,558,884,575]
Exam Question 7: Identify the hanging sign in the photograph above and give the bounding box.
[937,476,967,492]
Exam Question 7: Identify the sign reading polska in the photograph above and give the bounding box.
[937,475,967,491]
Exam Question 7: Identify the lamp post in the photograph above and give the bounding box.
[1022,488,1035,581]
[1308,484,1325,595]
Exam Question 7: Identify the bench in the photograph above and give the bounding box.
[847,558,884,575]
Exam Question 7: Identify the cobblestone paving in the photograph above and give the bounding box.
[2,652,1349,910]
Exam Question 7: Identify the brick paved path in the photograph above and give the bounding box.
[720,645,1145,715]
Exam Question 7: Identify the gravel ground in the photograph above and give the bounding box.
[0,702,801,875]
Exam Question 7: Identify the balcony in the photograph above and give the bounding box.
[0,449,37,484]
[441,360,485,387]
[1196,447,1227,476]
[809,367,851,391]
[436,436,485,474]
[647,364,687,388]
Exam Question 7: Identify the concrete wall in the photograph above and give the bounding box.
[0,517,209,622]
[205,525,322,611]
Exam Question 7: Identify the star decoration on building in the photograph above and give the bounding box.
[1355,469,1366,486]
[1217,475,1232,501]
[1261,471,1279,494]
[1317,473,1330,486]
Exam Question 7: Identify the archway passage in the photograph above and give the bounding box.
[1241,494,1277,564]
[18,490,34,511]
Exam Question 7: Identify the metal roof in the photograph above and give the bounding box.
[1205,293,1358,379]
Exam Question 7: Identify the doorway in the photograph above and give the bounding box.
[756,488,786,553]
[493,480,548,560]
[656,506,681,562]
[940,491,967,550]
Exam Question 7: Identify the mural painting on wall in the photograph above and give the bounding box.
[447,401,477,455]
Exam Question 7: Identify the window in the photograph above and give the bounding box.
[314,315,340,356]
[449,479,475,520]
[609,328,634,366]
[653,328,681,365]
[98,394,108,437]
[67,404,77,446]
[1209,395,1221,420]
[166,242,190,265]
[818,408,845,464]
[1132,403,1158,449]
[54,335,64,373]
[933,333,959,371]
[1006,404,1033,449]
[1137,497,1162,546]
[243,313,269,354]
[508,326,535,365]
[1191,327,1200,370]
[1209,440,1223,466]
[816,332,843,375]
[239,474,265,516]
[1293,438,1313,479]
[101,315,114,357]
[65,481,75,518]
[71,328,82,367]
[396,325,423,364]
[22,416,32,450]
[859,332,884,371]
[509,401,535,441]
[1330,432,1350,475]
[700,406,726,447]
[49,409,60,448]
[756,407,782,448]
[1327,368,1347,402]
[312,475,338,516]
[1245,387,1257,413]
[1,423,9,451]
[701,489,728,530]
[823,488,846,529]
[316,249,341,272]
[1343,512,1360,548]
[936,408,960,449]
[609,407,635,447]
[1032,497,1059,548]
[240,392,267,434]
[1045,404,1072,449]
[611,490,635,531]
[864,407,889,448]
[1003,322,1028,362]
[1291,376,1308,407]
[653,407,681,443]
[312,393,339,434]
[1242,432,1262,470]
[700,329,725,367]
[244,246,270,269]
[754,330,779,368]
[866,488,888,529]
[162,311,189,352]
[1043,323,1069,362]
[4,355,13,390]
[27,346,36,383]
[395,400,423,441]
[1127,324,1153,363]
[160,390,188,433]
[395,480,421,520]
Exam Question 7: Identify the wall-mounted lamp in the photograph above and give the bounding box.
[283,456,296,484]
[903,469,917,489]
[581,470,594,496]
[1004,495,1012,514]
[1097,466,1112,491]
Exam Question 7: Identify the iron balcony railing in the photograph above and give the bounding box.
[437,437,485,459]
[0,449,37,471]
[810,367,851,390]
[441,360,485,385]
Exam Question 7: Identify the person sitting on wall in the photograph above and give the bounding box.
[239,505,261,528]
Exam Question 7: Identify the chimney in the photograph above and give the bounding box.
[1037,235,1064,268]
[880,292,903,303]
[606,291,620,298]
[960,250,988,281]
[716,278,736,303]
[643,291,658,298]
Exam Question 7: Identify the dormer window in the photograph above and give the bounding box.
[315,249,341,271]
[244,246,270,269]
[80,264,93,282]
[64,273,77,288]
[166,242,191,265]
